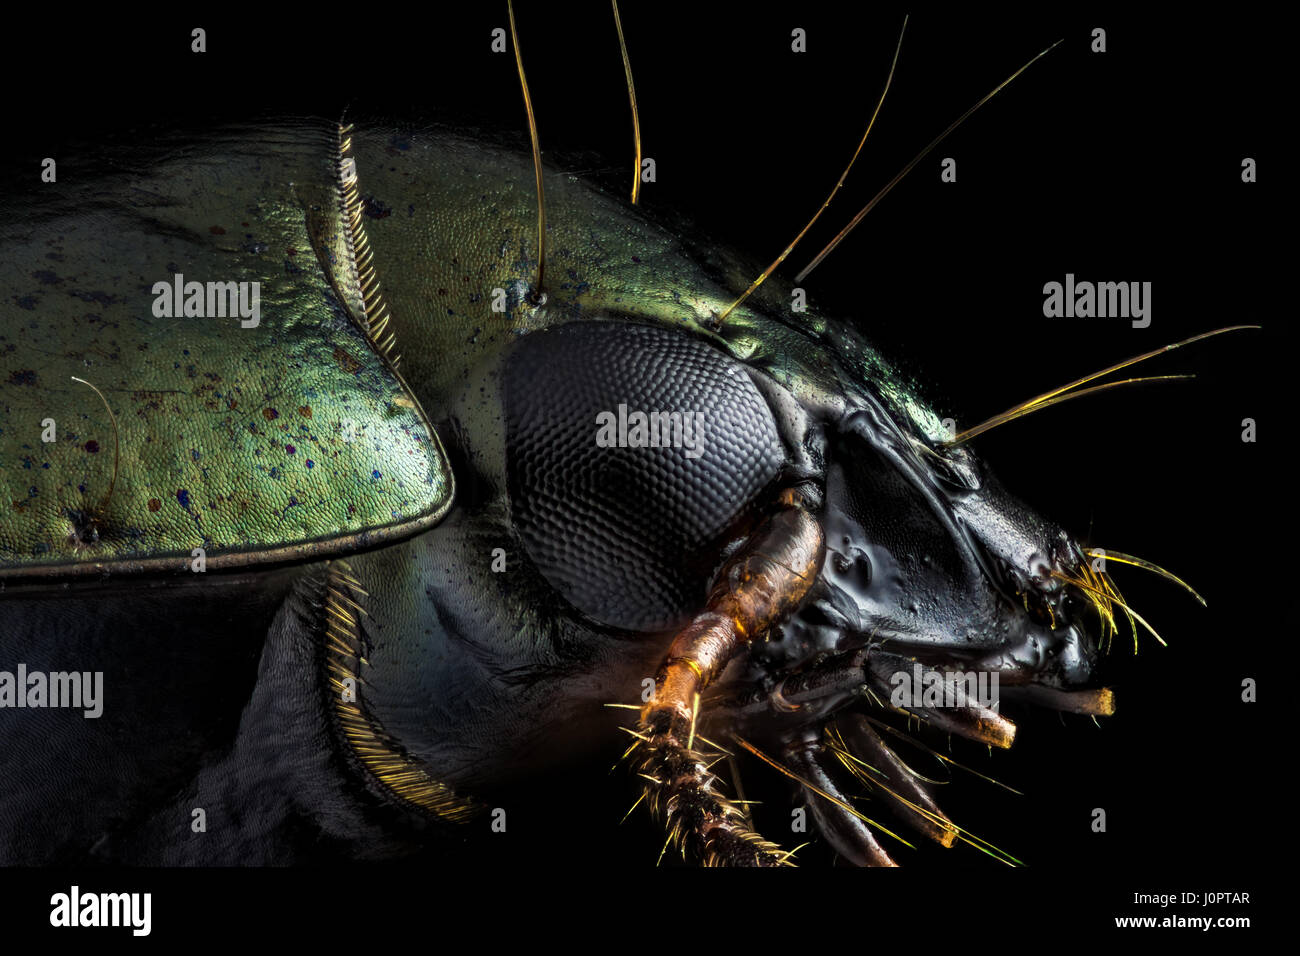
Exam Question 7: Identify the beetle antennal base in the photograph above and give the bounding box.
[633,498,823,865]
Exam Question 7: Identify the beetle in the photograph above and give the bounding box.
[0,7,1265,867]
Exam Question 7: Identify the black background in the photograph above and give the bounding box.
[4,2,1277,936]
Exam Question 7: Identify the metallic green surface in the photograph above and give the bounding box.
[0,123,452,579]
[347,126,944,440]
[0,119,941,584]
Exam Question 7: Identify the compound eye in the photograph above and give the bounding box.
[503,322,785,632]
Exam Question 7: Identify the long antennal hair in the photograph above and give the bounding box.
[715,17,910,328]
[797,39,1062,284]
[508,0,546,302]
[947,325,1258,445]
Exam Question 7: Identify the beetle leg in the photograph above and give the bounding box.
[317,560,477,823]
[635,496,823,866]
[836,713,958,847]
[784,734,898,867]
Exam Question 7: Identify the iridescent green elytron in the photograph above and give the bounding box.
[0,126,452,578]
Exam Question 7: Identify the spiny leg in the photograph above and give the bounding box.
[784,732,898,867]
[635,496,823,866]
[834,713,957,848]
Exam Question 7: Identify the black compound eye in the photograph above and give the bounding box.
[503,321,785,632]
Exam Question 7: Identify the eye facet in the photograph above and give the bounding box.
[503,321,785,632]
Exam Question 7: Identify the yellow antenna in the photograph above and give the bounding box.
[715,17,909,329]
[949,326,1259,444]
[1083,549,1207,607]
[796,39,1062,284]
[949,374,1193,444]
[508,0,546,300]
[611,1,642,205]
